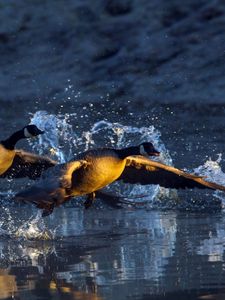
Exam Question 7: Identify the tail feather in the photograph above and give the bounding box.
[15,185,67,216]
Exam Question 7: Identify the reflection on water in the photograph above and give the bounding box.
[0,209,224,299]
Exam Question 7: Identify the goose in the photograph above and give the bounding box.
[15,142,225,216]
[0,125,57,179]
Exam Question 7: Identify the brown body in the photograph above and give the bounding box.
[0,145,15,175]
[15,144,225,216]
[71,151,127,196]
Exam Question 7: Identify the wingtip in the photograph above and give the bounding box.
[196,177,225,192]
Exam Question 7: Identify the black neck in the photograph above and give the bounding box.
[1,129,25,150]
[116,146,140,159]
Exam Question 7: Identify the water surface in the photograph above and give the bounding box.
[0,105,225,300]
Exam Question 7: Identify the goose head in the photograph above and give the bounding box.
[23,125,44,138]
[139,142,160,157]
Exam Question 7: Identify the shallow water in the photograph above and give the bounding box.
[1,208,225,300]
[0,105,225,299]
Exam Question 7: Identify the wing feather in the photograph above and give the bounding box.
[118,156,225,192]
[0,150,57,179]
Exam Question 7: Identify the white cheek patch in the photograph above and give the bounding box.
[140,145,148,156]
[24,128,33,138]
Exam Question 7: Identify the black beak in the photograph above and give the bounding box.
[149,150,160,156]
[37,129,45,135]
[147,146,160,156]
[152,151,160,156]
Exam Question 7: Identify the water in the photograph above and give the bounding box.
[0,108,225,299]
[1,210,225,300]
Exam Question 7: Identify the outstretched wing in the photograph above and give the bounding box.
[0,150,57,180]
[15,160,89,216]
[117,156,225,191]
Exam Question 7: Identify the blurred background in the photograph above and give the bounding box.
[1,0,225,111]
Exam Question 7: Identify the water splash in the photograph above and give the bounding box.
[14,211,54,240]
[81,120,175,204]
[193,154,225,184]
[193,155,225,208]
[28,112,178,206]
[2,110,224,242]
[2,110,175,241]
[29,111,78,163]
[29,112,172,162]
[82,120,172,164]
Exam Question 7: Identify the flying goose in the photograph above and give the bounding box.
[0,125,56,179]
[14,142,225,216]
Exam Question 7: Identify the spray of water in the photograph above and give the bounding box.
[26,111,225,209]
[194,154,225,184]
[14,211,54,240]
[29,111,78,163]
[28,111,176,205]
[193,154,225,208]
[0,111,224,241]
